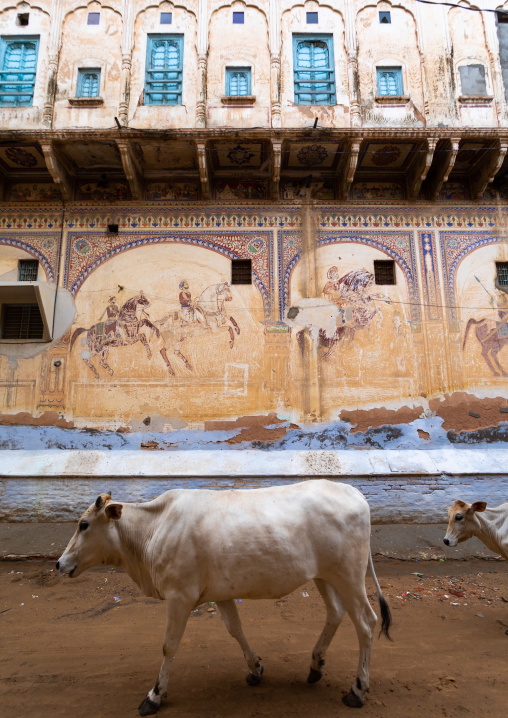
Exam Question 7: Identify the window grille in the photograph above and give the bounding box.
[77,68,100,97]
[231,259,252,285]
[374,260,396,285]
[87,13,100,25]
[293,35,335,105]
[379,12,391,24]
[18,259,38,281]
[233,12,244,24]
[377,67,403,96]
[0,37,39,107]
[145,35,183,105]
[226,67,251,96]
[1,304,44,339]
[307,12,318,24]
[496,262,508,286]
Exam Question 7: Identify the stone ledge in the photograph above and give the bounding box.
[457,95,494,105]
[68,97,104,107]
[374,95,410,105]
[220,95,256,105]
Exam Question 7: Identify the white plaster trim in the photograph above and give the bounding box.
[1,449,507,478]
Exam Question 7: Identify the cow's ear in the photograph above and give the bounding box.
[471,501,487,513]
[105,503,123,520]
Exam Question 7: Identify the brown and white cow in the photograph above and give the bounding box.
[57,480,391,716]
[444,500,508,560]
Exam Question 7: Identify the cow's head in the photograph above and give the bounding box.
[443,499,487,547]
[56,493,123,577]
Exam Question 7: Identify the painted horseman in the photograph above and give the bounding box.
[178,280,194,326]
[97,296,122,341]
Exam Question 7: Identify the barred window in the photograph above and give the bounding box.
[374,260,396,285]
[293,35,335,105]
[496,261,508,286]
[145,35,183,105]
[1,304,44,339]
[18,259,38,281]
[232,259,252,285]
[0,37,39,107]
[226,67,251,96]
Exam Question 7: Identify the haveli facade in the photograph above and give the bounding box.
[1,0,508,486]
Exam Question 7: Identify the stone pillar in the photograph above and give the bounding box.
[344,0,361,127]
[118,53,132,126]
[42,0,63,128]
[269,0,281,128]
[196,0,208,127]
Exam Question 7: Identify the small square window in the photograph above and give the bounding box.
[497,11,508,23]
[232,259,252,284]
[17,13,30,26]
[1,304,44,339]
[377,67,403,96]
[307,12,318,24]
[161,12,172,24]
[226,67,251,96]
[379,11,391,24]
[233,12,244,24]
[87,12,100,25]
[107,223,119,234]
[374,260,396,285]
[18,260,38,281]
[77,68,101,97]
[496,262,508,286]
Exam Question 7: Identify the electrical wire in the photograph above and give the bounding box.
[413,0,508,15]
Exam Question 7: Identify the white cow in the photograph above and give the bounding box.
[57,480,391,716]
[444,499,508,559]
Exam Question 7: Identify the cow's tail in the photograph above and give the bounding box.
[368,549,392,641]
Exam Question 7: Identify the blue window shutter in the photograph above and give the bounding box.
[293,35,335,105]
[377,67,403,96]
[145,35,183,105]
[77,69,100,97]
[0,36,39,106]
[226,67,251,96]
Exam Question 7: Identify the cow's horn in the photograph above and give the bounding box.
[95,495,105,509]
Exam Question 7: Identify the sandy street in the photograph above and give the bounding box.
[0,559,507,718]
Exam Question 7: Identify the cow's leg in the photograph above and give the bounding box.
[216,599,263,685]
[340,586,377,708]
[307,579,346,684]
[138,599,190,716]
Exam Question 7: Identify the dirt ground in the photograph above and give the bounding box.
[0,559,507,718]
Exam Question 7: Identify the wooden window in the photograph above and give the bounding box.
[374,260,396,285]
[1,304,44,339]
[306,12,318,24]
[0,37,39,107]
[496,261,508,286]
[293,35,335,105]
[226,67,251,96]
[233,12,244,24]
[77,68,100,97]
[161,13,172,24]
[87,13,100,25]
[377,67,403,96]
[18,259,38,281]
[379,12,391,24]
[145,35,183,105]
[231,259,252,285]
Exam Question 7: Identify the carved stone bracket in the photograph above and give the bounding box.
[116,140,144,200]
[40,142,73,201]
[196,141,211,199]
[271,140,282,200]
[407,138,437,200]
[424,137,461,200]
[337,139,361,200]
[470,139,508,199]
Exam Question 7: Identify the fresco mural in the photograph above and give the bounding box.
[214,180,268,200]
[76,181,131,201]
[350,182,404,200]
[281,180,335,200]
[8,183,62,202]
[145,182,200,200]
[438,182,468,201]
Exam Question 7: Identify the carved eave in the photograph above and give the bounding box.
[271,139,282,200]
[470,139,508,199]
[195,141,211,200]
[336,139,361,200]
[40,141,73,201]
[407,138,437,200]
[424,137,461,200]
[116,140,144,200]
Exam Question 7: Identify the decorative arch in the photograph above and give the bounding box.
[0,235,59,282]
[65,231,273,320]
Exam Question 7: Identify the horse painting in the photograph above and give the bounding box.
[70,293,160,378]
[462,317,508,377]
[155,282,240,375]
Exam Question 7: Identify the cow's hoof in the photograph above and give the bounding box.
[342,690,365,708]
[246,665,263,686]
[307,667,323,684]
[138,696,160,716]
